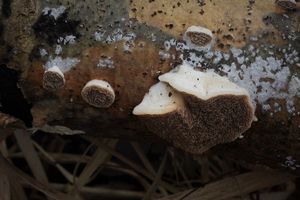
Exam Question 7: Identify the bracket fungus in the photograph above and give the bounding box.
[133,64,255,154]
[43,66,65,91]
[81,80,115,108]
[133,82,194,148]
[133,82,185,116]
[275,0,297,10]
[183,26,214,51]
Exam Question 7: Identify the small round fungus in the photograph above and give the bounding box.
[183,26,214,51]
[275,0,297,10]
[43,66,65,91]
[81,80,115,108]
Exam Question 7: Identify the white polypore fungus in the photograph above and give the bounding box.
[159,64,256,135]
[164,31,300,116]
[81,80,115,108]
[43,66,65,91]
[133,82,185,115]
[133,82,193,150]
[183,26,214,51]
[134,64,256,154]
[159,64,252,102]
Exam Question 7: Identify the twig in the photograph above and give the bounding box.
[10,152,93,164]
[143,151,168,200]
[158,170,294,200]
[85,136,178,193]
[174,158,192,188]
[9,151,151,191]
[0,174,10,200]
[0,130,13,142]
[14,130,55,200]
[10,176,28,200]
[0,140,9,158]
[0,154,73,200]
[105,162,151,190]
[14,129,49,185]
[75,139,117,187]
[72,143,95,185]
[51,183,145,199]
[32,141,74,183]
[131,142,157,175]
[131,142,168,196]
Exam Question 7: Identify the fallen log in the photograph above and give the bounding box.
[0,0,300,174]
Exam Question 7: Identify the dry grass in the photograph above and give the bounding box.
[0,128,297,200]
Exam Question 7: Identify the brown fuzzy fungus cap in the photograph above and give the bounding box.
[134,64,255,154]
[81,80,115,108]
[275,0,297,10]
[43,66,65,91]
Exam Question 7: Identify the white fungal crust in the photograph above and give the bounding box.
[43,66,65,91]
[159,64,251,101]
[133,82,184,115]
[183,26,214,51]
[275,0,297,10]
[81,80,115,108]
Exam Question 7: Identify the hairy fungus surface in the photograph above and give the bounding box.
[81,80,115,108]
[134,64,255,154]
[133,82,194,151]
[43,66,65,91]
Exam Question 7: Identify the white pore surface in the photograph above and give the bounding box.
[133,82,184,115]
[183,26,214,51]
[159,64,250,101]
[83,80,115,96]
[45,66,64,78]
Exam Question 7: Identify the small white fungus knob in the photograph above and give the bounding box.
[81,80,115,108]
[183,26,214,50]
[43,66,65,91]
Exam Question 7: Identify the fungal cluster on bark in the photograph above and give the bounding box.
[42,68,116,108]
[133,64,255,154]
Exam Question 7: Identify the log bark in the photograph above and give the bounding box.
[1,0,300,174]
